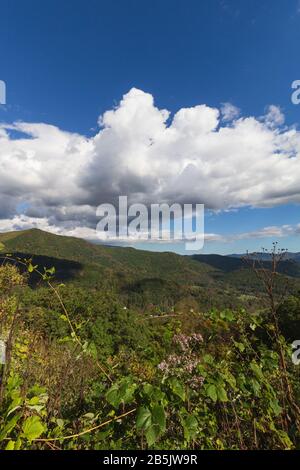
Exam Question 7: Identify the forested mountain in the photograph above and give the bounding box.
[1,229,300,450]
[1,229,300,310]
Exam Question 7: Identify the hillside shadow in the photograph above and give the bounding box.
[0,252,83,286]
[192,254,300,278]
[192,254,243,272]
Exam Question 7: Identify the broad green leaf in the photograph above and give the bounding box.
[0,414,20,440]
[251,378,261,395]
[22,415,45,441]
[276,430,293,449]
[168,377,186,401]
[5,440,15,450]
[145,424,160,447]
[223,371,236,389]
[86,342,98,360]
[225,310,234,321]
[216,385,228,402]
[269,398,282,416]
[142,383,165,403]
[136,405,166,446]
[250,362,264,380]
[136,407,152,431]
[180,412,198,442]
[28,396,40,406]
[206,384,217,402]
[152,404,166,433]
[106,378,137,409]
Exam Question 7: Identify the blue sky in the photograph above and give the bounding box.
[1,0,300,254]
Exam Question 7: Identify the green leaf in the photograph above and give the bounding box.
[225,310,234,321]
[223,371,236,389]
[180,412,198,442]
[106,378,137,409]
[45,266,55,275]
[251,378,261,395]
[206,384,217,402]
[250,362,264,380]
[168,377,186,401]
[269,398,282,416]
[234,341,245,352]
[22,416,45,441]
[28,264,38,273]
[5,440,15,450]
[106,385,122,409]
[145,424,161,447]
[152,404,166,433]
[216,385,228,402]
[28,396,40,406]
[142,383,165,403]
[86,342,98,360]
[7,396,23,417]
[136,405,166,446]
[203,354,214,365]
[0,414,20,440]
[14,439,22,450]
[136,407,152,431]
[276,430,293,449]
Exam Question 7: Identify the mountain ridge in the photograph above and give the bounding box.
[1,229,300,307]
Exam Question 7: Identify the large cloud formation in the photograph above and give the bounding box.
[0,88,300,239]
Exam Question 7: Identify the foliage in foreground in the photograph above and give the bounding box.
[0,255,300,450]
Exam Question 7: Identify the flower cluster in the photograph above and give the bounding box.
[173,333,203,352]
[158,333,204,390]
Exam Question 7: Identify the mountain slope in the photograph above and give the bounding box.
[0,229,215,286]
[1,229,299,310]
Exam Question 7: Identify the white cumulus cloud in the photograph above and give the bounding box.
[0,88,300,239]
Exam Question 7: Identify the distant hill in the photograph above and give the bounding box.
[1,229,300,310]
[191,254,244,272]
[229,252,300,262]
[192,252,300,280]
[192,253,300,277]
[0,228,214,287]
